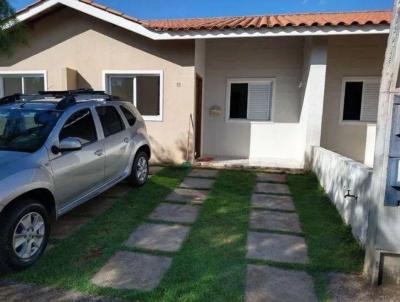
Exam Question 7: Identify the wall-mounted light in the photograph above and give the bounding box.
[209,105,222,117]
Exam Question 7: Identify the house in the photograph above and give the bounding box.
[0,0,391,169]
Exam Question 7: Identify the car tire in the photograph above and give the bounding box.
[127,151,149,187]
[0,199,50,271]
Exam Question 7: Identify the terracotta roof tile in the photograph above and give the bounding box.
[17,1,392,32]
[143,11,392,31]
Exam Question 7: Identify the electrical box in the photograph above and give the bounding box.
[385,96,400,206]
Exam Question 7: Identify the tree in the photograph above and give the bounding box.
[0,0,25,56]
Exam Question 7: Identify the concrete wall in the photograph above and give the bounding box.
[311,146,372,245]
[0,7,196,163]
[203,37,306,168]
[321,35,387,164]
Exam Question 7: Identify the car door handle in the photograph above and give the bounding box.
[123,138,129,144]
[94,149,104,156]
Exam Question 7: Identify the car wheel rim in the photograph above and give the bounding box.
[136,156,148,182]
[13,212,45,259]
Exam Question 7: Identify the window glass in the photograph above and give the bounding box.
[230,83,248,119]
[120,106,136,126]
[24,77,45,94]
[343,82,363,121]
[60,109,97,145]
[96,106,125,137]
[136,76,160,116]
[0,109,61,152]
[3,77,22,95]
[110,77,133,102]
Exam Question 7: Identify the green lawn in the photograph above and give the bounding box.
[1,169,364,301]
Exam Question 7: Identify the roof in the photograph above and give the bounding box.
[17,0,392,32]
[142,11,392,31]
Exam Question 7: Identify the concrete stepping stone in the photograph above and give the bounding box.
[251,194,295,211]
[166,188,209,204]
[124,223,190,252]
[250,210,302,233]
[255,183,290,195]
[149,203,200,224]
[50,216,89,240]
[91,251,172,291]
[149,166,164,175]
[246,231,309,264]
[179,177,214,190]
[245,265,317,302]
[256,173,287,183]
[188,169,219,178]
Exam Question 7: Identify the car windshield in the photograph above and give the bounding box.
[0,108,62,152]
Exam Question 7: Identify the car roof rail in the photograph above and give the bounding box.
[0,93,22,105]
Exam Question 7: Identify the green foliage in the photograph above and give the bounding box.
[0,0,26,56]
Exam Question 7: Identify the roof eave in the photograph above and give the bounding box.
[15,0,390,41]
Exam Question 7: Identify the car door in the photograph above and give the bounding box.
[50,108,105,209]
[95,105,131,182]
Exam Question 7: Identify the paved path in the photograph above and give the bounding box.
[91,169,218,292]
[245,173,318,302]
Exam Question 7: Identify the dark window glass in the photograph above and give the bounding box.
[120,106,136,126]
[60,109,97,145]
[136,76,160,116]
[96,106,125,137]
[229,83,248,119]
[343,82,363,121]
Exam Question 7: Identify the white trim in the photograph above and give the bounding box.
[102,70,164,122]
[0,70,47,97]
[225,78,276,123]
[339,76,381,125]
[14,0,390,41]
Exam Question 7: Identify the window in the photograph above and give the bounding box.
[96,106,125,137]
[60,109,97,145]
[0,73,45,97]
[227,79,274,121]
[120,106,136,126]
[105,71,163,121]
[341,78,380,123]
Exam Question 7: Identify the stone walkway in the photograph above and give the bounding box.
[245,173,318,302]
[91,169,218,292]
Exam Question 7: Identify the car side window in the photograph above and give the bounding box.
[96,106,125,137]
[120,106,136,126]
[59,109,97,145]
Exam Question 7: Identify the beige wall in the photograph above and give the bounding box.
[0,7,196,163]
[321,35,387,164]
[202,37,306,168]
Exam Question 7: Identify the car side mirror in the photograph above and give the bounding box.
[52,138,82,154]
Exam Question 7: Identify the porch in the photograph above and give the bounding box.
[194,34,386,170]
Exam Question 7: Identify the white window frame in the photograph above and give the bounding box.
[102,70,164,122]
[0,70,47,97]
[339,76,381,125]
[225,78,275,123]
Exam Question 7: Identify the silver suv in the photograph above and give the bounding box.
[0,90,151,271]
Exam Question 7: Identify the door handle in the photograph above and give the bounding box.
[94,149,104,156]
[123,138,129,144]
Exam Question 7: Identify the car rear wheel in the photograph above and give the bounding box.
[127,151,149,186]
[0,200,50,271]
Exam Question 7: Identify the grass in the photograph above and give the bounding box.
[287,172,365,301]
[1,169,365,302]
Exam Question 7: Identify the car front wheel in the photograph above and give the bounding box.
[127,151,149,186]
[0,200,50,271]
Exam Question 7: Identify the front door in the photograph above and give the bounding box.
[95,105,131,181]
[50,108,105,208]
[195,75,203,158]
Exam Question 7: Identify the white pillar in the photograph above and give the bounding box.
[301,37,328,167]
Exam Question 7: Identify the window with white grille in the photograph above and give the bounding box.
[341,77,380,123]
[227,79,274,121]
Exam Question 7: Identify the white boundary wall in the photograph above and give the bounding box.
[311,146,373,245]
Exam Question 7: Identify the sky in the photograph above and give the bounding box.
[10,0,394,20]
